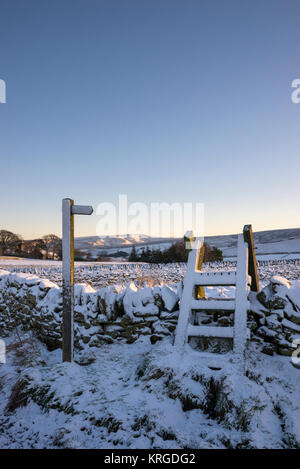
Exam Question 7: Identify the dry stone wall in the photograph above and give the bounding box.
[0,270,300,356]
[249,276,300,356]
[0,270,180,350]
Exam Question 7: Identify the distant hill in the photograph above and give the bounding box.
[74,228,300,260]
[74,234,177,259]
[205,228,300,258]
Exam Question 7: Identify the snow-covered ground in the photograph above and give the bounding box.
[0,332,299,449]
[0,330,300,448]
[1,257,300,449]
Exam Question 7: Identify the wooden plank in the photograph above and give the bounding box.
[0,338,6,363]
[243,224,260,292]
[190,298,236,311]
[62,198,74,362]
[174,236,201,348]
[187,324,234,338]
[233,234,249,375]
[192,270,237,286]
[183,231,205,298]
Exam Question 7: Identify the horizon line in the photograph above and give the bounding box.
[16,225,300,241]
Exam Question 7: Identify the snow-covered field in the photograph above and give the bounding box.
[0,258,300,288]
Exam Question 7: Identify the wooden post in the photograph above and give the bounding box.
[233,233,249,376]
[0,338,6,363]
[184,231,205,299]
[184,230,205,269]
[62,198,74,362]
[243,224,260,292]
[62,198,93,362]
[184,231,195,252]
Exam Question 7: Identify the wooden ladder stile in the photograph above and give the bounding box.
[174,225,259,374]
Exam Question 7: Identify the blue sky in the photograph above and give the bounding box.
[0,0,299,238]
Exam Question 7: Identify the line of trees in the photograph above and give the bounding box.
[0,229,223,263]
[129,240,223,264]
[0,230,62,259]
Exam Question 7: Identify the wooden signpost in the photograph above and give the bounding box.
[62,198,93,362]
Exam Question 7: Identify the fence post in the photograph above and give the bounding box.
[184,230,205,298]
[243,224,260,292]
[62,198,74,362]
[62,198,93,362]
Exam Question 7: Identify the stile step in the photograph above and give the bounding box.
[192,270,237,286]
[187,324,234,338]
[187,324,251,339]
[190,298,236,311]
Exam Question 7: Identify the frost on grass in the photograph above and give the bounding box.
[0,334,299,449]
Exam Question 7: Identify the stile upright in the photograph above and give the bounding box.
[62,198,93,362]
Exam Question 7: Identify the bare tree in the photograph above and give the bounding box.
[0,230,22,255]
[22,239,47,259]
[42,234,62,259]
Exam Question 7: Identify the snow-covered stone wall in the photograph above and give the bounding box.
[0,270,180,350]
[0,269,299,356]
[250,276,300,356]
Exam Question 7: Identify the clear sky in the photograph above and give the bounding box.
[0,0,299,239]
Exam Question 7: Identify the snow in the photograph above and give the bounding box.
[1,257,300,291]
[1,258,300,448]
[0,334,299,449]
[187,325,234,338]
[160,285,178,312]
[282,319,300,333]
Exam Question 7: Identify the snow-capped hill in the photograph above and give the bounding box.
[74,228,300,260]
[92,237,132,247]
[205,228,300,259]
[75,235,179,258]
